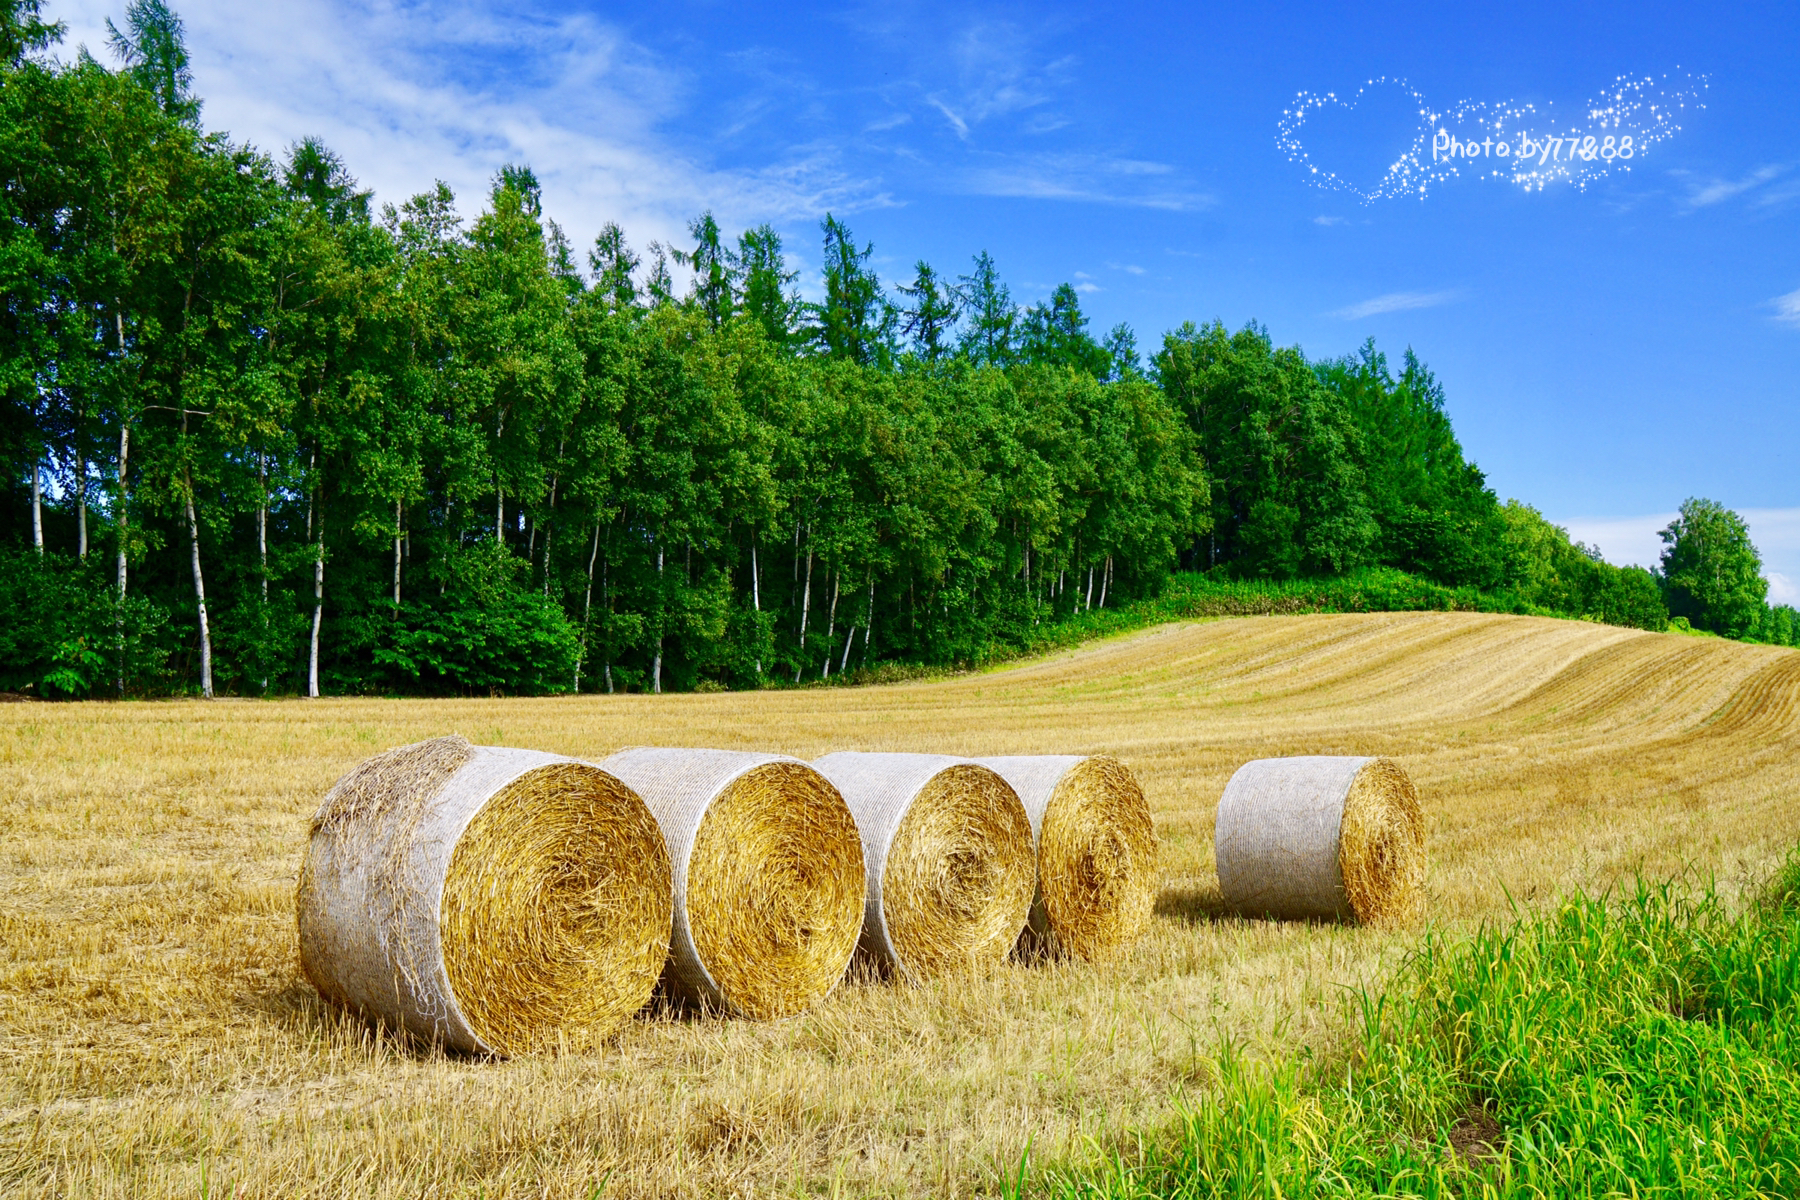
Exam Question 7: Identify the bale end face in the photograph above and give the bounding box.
[1214,755,1426,927]
[882,763,1036,979]
[440,762,673,1055]
[1337,758,1426,928]
[1037,755,1158,960]
[684,759,865,1020]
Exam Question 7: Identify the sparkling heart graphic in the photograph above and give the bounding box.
[1278,72,1707,202]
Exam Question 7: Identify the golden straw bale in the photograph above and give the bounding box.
[297,737,671,1055]
[597,748,865,1020]
[1214,755,1426,926]
[812,753,1036,982]
[976,755,1157,960]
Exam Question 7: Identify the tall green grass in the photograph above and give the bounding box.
[1050,855,1800,1198]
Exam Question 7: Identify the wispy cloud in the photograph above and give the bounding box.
[1313,215,1349,226]
[1674,164,1787,212]
[1330,290,1463,320]
[49,0,889,260]
[962,153,1207,209]
[1073,281,1101,293]
[928,95,972,139]
[1772,288,1800,328]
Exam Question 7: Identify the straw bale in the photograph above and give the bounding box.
[811,752,1036,982]
[1214,755,1425,926]
[976,755,1157,960]
[297,737,671,1055]
[597,748,865,1020]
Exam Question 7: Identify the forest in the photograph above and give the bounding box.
[3,1,1794,698]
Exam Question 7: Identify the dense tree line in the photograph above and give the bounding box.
[1,2,1791,697]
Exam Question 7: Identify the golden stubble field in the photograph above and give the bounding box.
[4,611,1799,1198]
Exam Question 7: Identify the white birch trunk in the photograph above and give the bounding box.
[393,498,403,606]
[185,480,213,698]
[576,519,600,693]
[653,542,664,694]
[30,458,42,553]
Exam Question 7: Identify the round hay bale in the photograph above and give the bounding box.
[975,755,1158,960]
[296,737,672,1056]
[1214,756,1425,926]
[596,748,865,1020]
[811,752,1036,982]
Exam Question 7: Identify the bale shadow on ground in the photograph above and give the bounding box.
[1154,882,1233,924]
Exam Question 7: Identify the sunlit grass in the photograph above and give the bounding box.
[1051,856,1800,1198]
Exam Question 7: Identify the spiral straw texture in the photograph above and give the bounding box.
[1214,755,1426,926]
[597,748,865,1020]
[811,753,1036,982]
[976,755,1158,960]
[297,737,672,1056]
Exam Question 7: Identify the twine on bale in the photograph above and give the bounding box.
[1213,755,1425,927]
[597,748,865,1020]
[297,737,672,1056]
[812,753,1036,982]
[976,755,1158,960]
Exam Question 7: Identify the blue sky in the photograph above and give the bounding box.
[50,0,1800,599]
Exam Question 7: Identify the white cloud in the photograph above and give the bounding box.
[1313,215,1348,226]
[1772,288,1800,328]
[1674,164,1787,212]
[1562,507,1800,604]
[1561,513,1676,570]
[1073,281,1100,293]
[1329,290,1462,320]
[48,0,888,262]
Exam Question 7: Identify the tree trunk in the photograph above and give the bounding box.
[29,458,41,553]
[115,420,129,696]
[750,531,762,676]
[309,536,324,698]
[184,475,213,698]
[795,535,813,682]
[76,455,87,559]
[862,575,874,667]
[1099,556,1111,609]
[393,498,403,606]
[1085,565,1095,611]
[307,458,322,698]
[822,571,840,679]
[653,542,664,694]
[258,454,268,605]
[576,518,601,693]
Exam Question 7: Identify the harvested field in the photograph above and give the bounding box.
[3,611,1799,1198]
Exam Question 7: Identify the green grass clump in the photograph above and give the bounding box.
[1053,858,1800,1198]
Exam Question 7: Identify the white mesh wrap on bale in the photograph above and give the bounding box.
[297,737,672,1056]
[976,755,1158,960]
[597,747,865,1020]
[1214,755,1426,926]
[812,752,1036,982]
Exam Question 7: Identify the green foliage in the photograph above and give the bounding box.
[1155,321,1377,578]
[1660,498,1770,639]
[0,548,167,695]
[1318,341,1508,589]
[1050,867,1800,1199]
[371,539,577,694]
